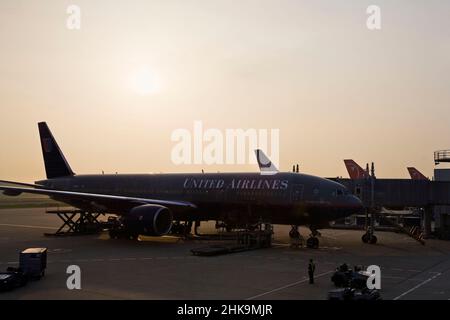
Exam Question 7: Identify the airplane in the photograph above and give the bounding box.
[343,159,369,180]
[407,167,428,180]
[0,122,363,248]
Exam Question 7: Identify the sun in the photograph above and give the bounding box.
[130,68,160,95]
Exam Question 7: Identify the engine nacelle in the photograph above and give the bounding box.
[122,204,173,236]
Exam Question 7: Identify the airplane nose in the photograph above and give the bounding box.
[348,195,364,214]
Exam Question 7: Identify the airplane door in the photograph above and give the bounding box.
[291,184,304,202]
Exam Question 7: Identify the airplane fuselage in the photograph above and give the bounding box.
[37,172,362,227]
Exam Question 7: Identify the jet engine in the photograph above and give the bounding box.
[121,204,173,236]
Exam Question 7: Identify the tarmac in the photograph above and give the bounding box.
[1,207,450,300]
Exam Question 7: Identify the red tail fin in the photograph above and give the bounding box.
[344,159,369,179]
[407,167,428,180]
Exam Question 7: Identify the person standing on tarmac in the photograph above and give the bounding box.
[308,259,315,284]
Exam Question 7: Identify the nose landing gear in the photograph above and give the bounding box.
[362,227,377,244]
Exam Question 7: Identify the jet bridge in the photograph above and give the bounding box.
[333,178,450,240]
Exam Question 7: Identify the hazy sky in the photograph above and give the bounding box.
[1,0,449,181]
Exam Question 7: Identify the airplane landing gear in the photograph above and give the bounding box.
[362,233,377,244]
[306,227,320,249]
[362,227,377,244]
[289,225,300,238]
[306,236,319,249]
[289,225,303,248]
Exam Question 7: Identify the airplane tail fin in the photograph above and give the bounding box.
[255,149,278,175]
[38,122,75,179]
[344,159,369,179]
[407,167,428,180]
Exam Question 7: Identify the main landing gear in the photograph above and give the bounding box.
[289,225,320,249]
[289,225,303,248]
[306,227,320,249]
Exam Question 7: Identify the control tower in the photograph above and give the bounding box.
[434,150,450,181]
[434,150,450,165]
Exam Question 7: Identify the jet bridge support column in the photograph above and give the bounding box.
[423,206,432,239]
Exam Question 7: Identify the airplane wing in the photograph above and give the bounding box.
[0,185,196,213]
[0,180,44,188]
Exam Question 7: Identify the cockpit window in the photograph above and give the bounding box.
[334,188,350,196]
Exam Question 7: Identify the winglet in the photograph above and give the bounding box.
[255,149,278,175]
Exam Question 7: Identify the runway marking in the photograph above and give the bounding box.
[0,223,56,230]
[246,270,334,300]
[383,276,432,281]
[393,272,442,300]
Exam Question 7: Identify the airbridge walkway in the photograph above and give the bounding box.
[332,178,450,240]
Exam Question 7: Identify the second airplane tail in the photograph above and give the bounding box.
[407,167,428,180]
[344,159,369,180]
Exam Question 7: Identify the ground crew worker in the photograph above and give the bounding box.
[308,259,315,284]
